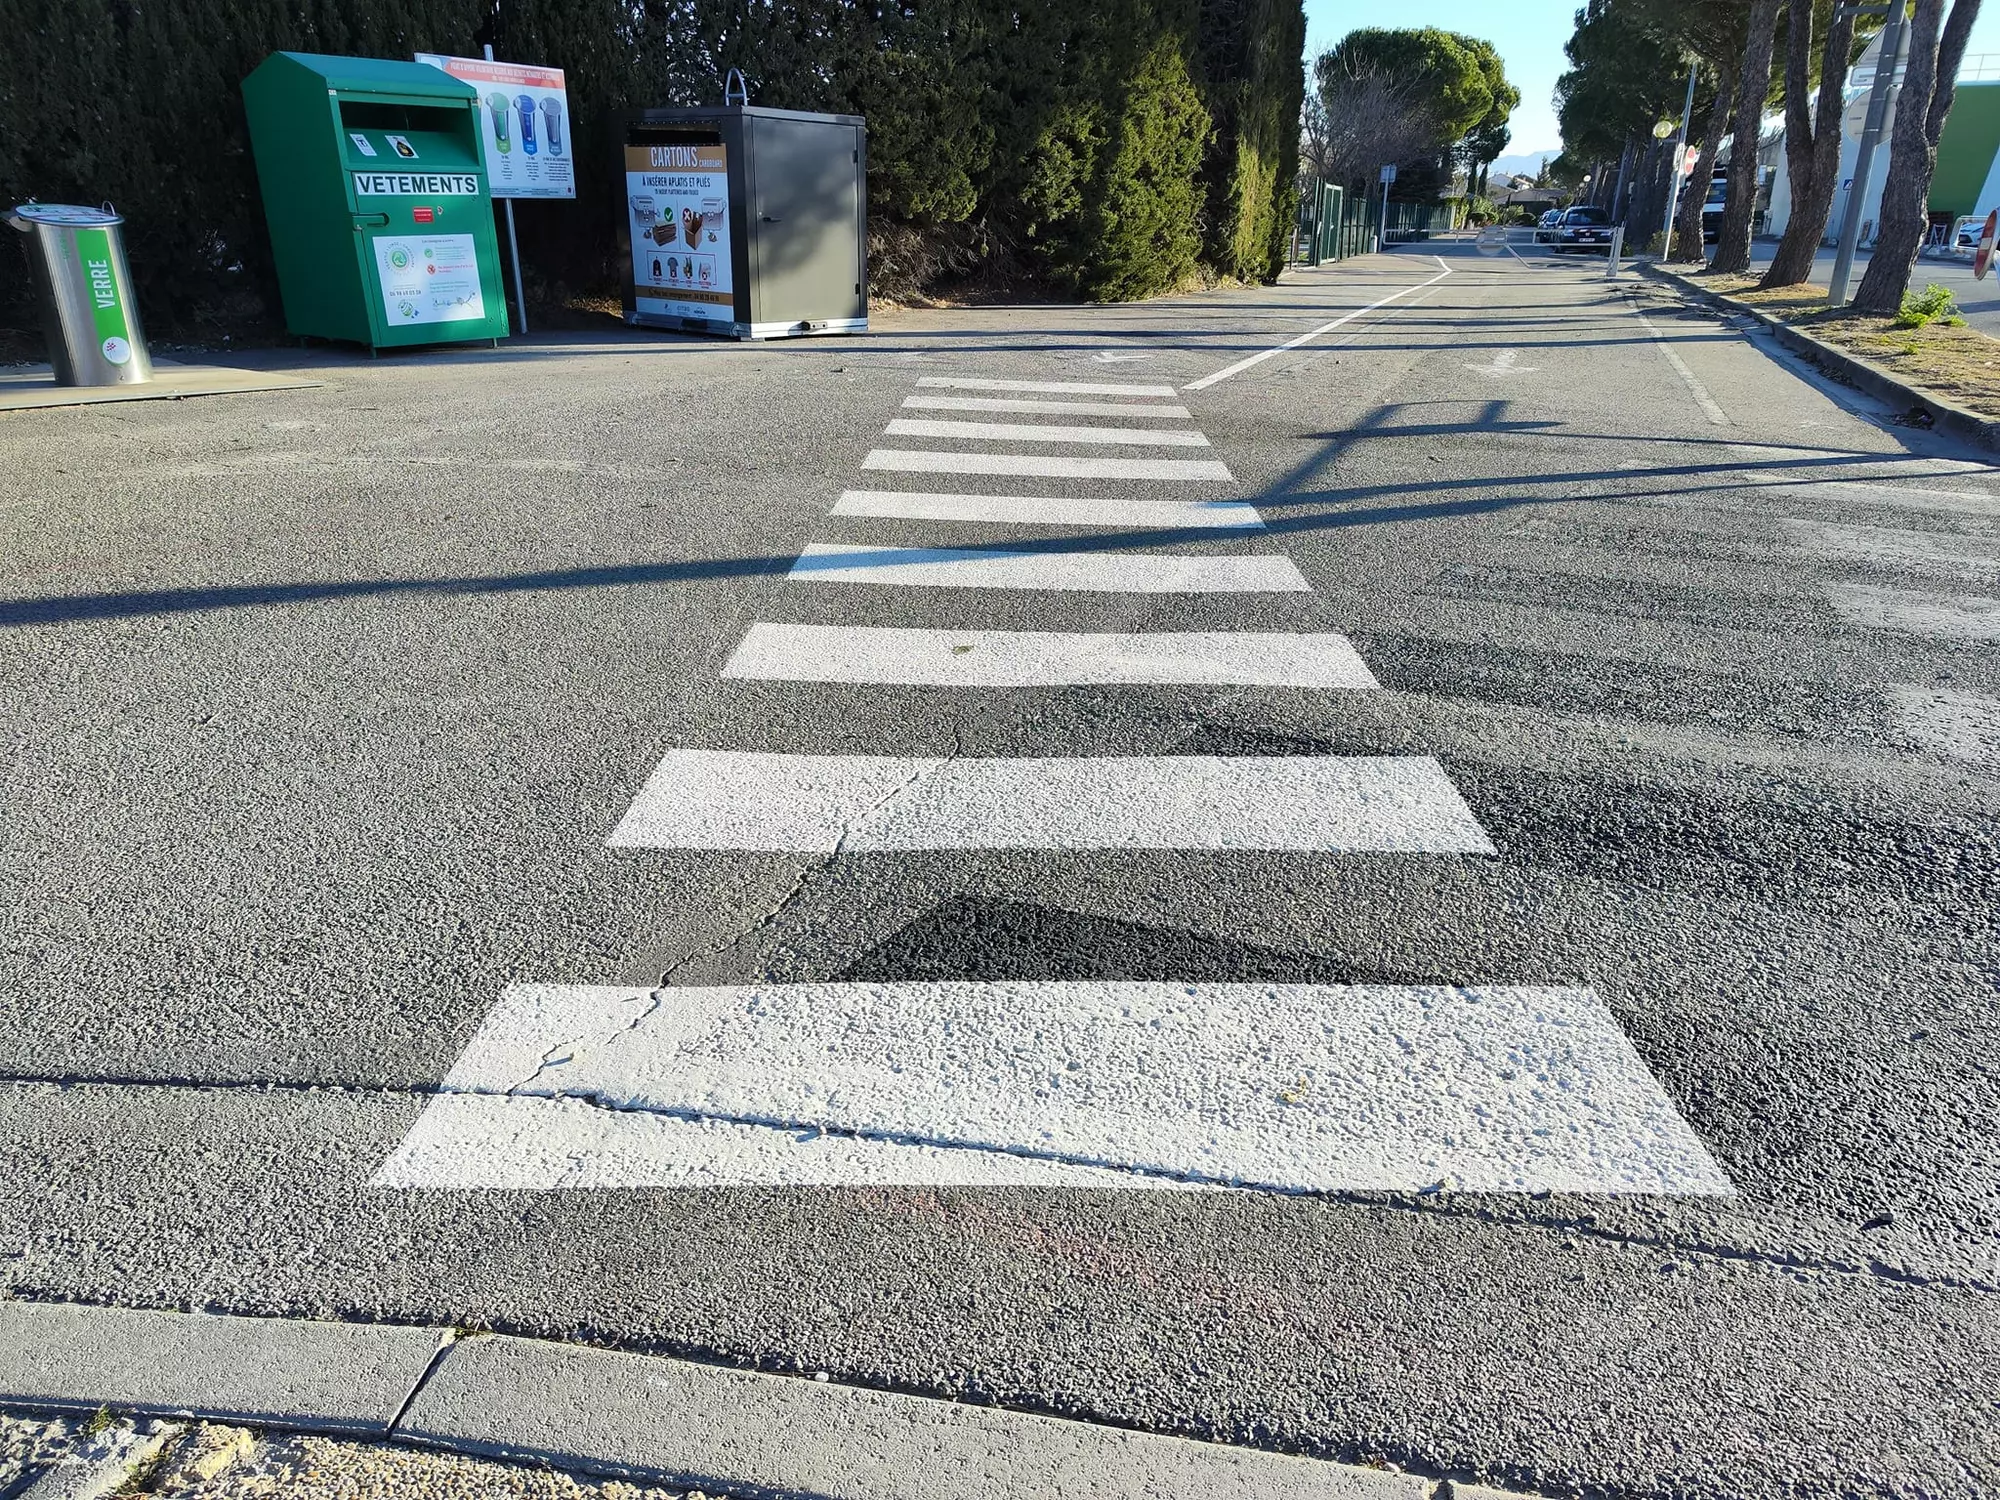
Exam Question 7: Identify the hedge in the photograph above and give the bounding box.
[0,0,1304,340]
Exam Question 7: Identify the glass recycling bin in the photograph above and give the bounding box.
[620,105,867,339]
[243,52,509,350]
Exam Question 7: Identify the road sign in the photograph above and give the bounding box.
[1379,164,1397,184]
[1976,209,1997,280]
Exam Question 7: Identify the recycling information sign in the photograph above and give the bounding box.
[625,143,734,324]
[415,53,574,200]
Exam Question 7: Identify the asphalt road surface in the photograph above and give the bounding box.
[3,239,1996,1498]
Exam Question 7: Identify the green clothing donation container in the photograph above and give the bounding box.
[243,52,509,349]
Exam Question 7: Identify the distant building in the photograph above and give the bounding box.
[1496,185,1560,212]
[1761,33,2000,242]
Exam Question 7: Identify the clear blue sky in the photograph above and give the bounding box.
[1302,1,2000,165]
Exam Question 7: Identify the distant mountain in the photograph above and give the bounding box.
[1489,150,1561,178]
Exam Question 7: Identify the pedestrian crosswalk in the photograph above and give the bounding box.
[607,751,1496,853]
[718,625,1379,687]
[902,394,1194,418]
[860,450,1234,481]
[826,490,1263,529]
[376,369,1729,1196]
[786,544,1310,593]
[882,418,1213,447]
[913,376,1178,396]
[374,981,1731,1193]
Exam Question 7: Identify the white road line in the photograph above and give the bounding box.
[720,625,1379,687]
[1805,479,1999,514]
[883,418,1211,448]
[607,750,1493,852]
[903,394,1194,418]
[1631,306,1729,425]
[1182,264,1454,391]
[1888,683,2000,766]
[828,490,1262,530]
[371,980,1731,1194]
[786,543,1308,593]
[916,376,1178,397]
[377,1095,1175,1188]
[1782,518,2000,584]
[1825,581,2000,641]
[862,450,1233,481]
[1733,445,1998,473]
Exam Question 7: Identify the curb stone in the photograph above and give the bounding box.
[18,1421,181,1500]
[1639,261,2000,452]
[399,1330,1422,1499]
[0,1299,1535,1500]
[0,1300,444,1433]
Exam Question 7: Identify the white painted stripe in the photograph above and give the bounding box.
[828,489,1262,530]
[720,625,1379,687]
[786,543,1309,593]
[1182,265,1453,390]
[916,376,1178,397]
[883,418,1210,448]
[862,450,1233,482]
[607,751,1493,852]
[903,394,1194,418]
[1826,581,2000,641]
[1783,518,2000,584]
[372,980,1732,1194]
[1632,306,1728,425]
[1733,446,1998,472]
[1804,478,2000,514]
[375,1094,1176,1189]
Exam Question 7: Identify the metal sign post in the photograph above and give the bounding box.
[1829,4,1904,305]
[1661,69,1696,255]
[485,45,528,334]
[1379,163,1396,252]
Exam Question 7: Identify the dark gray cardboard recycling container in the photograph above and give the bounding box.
[619,105,866,339]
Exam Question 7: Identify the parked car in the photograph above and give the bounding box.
[1553,205,1614,253]
[1533,209,1562,244]
[1701,172,1728,242]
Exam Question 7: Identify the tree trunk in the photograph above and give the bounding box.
[1762,1,1858,286]
[1628,137,1666,244]
[1710,0,1783,274]
[1926,0,1981,146]
[1676,69,1735,262]
[1853,0,1957,313]
[1611,136,1635,220]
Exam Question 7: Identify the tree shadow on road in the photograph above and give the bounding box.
[1,400,1989,628]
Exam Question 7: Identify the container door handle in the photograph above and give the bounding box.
[352,213,390,228]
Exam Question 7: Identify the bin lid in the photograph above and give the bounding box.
[8,203,120,227]
[261,51,477,100]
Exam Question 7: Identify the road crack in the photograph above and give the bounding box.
[655,731,964,986]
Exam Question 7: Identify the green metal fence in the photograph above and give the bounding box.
[1296,183,1457,263]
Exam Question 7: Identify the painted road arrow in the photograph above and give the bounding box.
[1465,349,1539,375]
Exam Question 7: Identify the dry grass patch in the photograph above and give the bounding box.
[1677,269,2000,418]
